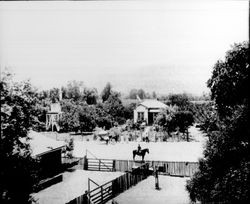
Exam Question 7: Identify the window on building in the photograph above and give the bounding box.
[153,113,158,121]
[138,112,144,121]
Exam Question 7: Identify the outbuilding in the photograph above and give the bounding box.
[28,131,66,179]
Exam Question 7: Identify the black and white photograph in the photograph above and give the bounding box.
[0,0,249,203]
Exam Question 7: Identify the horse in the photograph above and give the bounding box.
[133,148,149,161]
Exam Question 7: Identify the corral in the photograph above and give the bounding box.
[34,126,206,204]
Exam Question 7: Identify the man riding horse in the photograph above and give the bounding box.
[133,144,149,161]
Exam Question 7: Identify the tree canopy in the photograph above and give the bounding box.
[168,93,190,108]
[0,71,39,204]
[187,42,250,203]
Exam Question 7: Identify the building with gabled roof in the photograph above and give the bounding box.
[133,99,169,125]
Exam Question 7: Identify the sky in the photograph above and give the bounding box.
[0,0,248,96]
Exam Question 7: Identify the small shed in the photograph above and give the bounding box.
[133,100,168,125]
[28,131,65,178]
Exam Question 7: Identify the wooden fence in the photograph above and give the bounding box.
[87,158,115,172]
[66,163,150,204]
[81,158,198,177]
[114,160,199,177]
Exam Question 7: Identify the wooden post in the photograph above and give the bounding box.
[84,156,88,170]
[88,178,90,194]
[155,167,160,190]
[113,160,116,172]
[101,186,103,203]
[99,159,101,171]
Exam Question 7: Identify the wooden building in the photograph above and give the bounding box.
[29,131,65,178]
[133,100,168,125]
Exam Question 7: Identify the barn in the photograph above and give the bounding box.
[28,131,65,179]
[133,100,168,125]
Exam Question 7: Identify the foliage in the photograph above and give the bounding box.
[59,100,81,133]
[63,137,74,158]
[172,111,194,141]
[152,91,157,99]
[103,92,125,124]
[62,80,85,102]
[168,93,190,109]
[79,106,97,132]
[155,107,193,141]
[94,103,113,129]
[101,82,112,102]
[0,71,39,204]
[123,103,136,120]
[207,42,249,116]
[83,87,98,105]
[187,42,250,203]
[49,87,60,103]
[154,107,176,134]
[128,88,146,99]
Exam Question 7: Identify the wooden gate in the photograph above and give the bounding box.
[87,158,115,172]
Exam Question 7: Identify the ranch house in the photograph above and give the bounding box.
[133,100,168,125]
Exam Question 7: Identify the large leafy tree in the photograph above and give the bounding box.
[0,71,39,204]
[155,108,194,141]
[187,42,249,203]
[207,42,249,116]
[103,92,126,124]
[173,111,194,141]
[59,100,81,133]
[79,106,97,132]
[168,93,190,109]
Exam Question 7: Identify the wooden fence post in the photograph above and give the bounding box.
[83,156,88,170]
[113,160,116,172]
[101,186,103,203]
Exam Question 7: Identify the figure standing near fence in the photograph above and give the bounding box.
[155,166,160,190]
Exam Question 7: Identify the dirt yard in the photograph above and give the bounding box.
[107,175,192,204]
[71,126,207,162]
[33,170,124,204]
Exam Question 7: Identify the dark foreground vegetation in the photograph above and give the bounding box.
[186,42,250,203]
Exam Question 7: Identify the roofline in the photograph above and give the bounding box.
[137,103,148,109]
[34,145,66,157]
[137,103,167,109]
